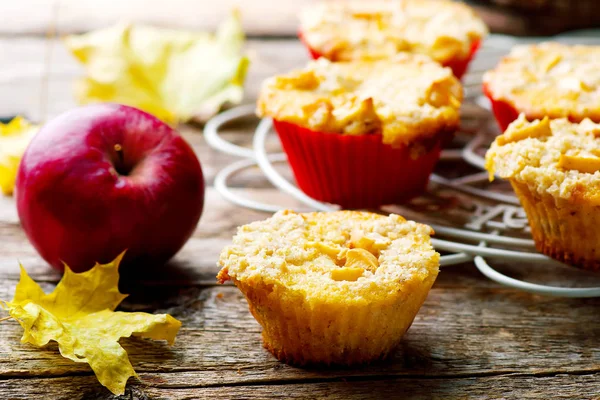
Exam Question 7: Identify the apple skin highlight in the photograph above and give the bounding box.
[15,104,205,272]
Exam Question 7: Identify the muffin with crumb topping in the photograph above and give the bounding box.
[257,55,462,208]
[217,210,440,365]
[299,0,487,78]
[485,114,600,270]
[484,43,600,130]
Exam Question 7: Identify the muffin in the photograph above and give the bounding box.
[299,0,487,78]
[217,210,440,365]
[257,55,462,209]
[484,43,600,130]
[485,114,600,271]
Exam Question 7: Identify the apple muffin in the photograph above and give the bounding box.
[485,115,600,270]
[484,43,600,130]
[217,210,440,365]
[299,0,487,78]
[257,55,462,208]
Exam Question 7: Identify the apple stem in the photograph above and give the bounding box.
[114,144,124,165]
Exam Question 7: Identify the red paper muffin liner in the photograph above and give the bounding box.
[482,82,520,132]
[444,39,481,80]
[298,31,481,80]
[273,120,446,209]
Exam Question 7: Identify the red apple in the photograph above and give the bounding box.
[15,104,205,272]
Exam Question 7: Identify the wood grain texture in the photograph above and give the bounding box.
[1,284,600,398]
[3,283,600,378]
[2,373,600,400]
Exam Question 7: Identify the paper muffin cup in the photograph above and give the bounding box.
[273,120,449,209]
[511,180,600,271]
[299,31,481,80]
[232,275,436,365]
[443,39,481,80]
[483,82,520,131]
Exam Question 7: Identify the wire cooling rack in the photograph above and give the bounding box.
[204,33,600,298]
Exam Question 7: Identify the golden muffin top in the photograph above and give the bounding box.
[299,0,487,64]
[485,114,600,204]
[257,56,462,147]
[484,43,600,122]
[217,210,439,304]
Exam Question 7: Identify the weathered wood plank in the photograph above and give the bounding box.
[2,372,600,400]
[2,285,600,386]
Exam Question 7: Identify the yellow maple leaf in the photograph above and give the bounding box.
[0,117,38,196]
[63,11,249,124]
[1,253,181,395]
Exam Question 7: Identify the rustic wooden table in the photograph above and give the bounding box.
[1,4,600,399]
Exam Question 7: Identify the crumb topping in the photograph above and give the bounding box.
[217,210,440,303]
[484,43,600,122]
[485,114,600,203]
[257,56,462,147]
[299,0,487,64]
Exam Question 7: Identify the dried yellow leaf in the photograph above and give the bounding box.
[0,117,38,196]
[64,11,249,124]
[1,253,181,395]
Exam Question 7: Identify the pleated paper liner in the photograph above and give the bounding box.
[511,180,600,271]
[233,274,436,366]
[273,120,449,209]
[298,30,481,80]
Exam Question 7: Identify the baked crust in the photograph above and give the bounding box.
[257,56,462,147]
[484,43,600,122]
[485,115,600,205]
[299,0,487,64]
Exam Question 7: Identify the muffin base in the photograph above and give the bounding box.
[274,120,450,209]
[299,30,481,80]
[511,180,600,271]
[234,276,436,366]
